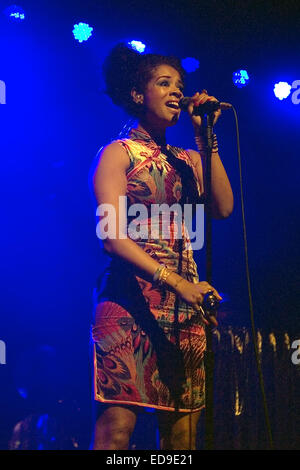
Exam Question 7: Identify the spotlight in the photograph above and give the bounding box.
[128,40,146,53]
[273,81,291,101]
[181,57,199,73]
[72,22,93,43]
[232,69,250,88]
[17,388,28,399]
[4,4,25,21]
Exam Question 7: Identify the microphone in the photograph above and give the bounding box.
[179,97,232,116]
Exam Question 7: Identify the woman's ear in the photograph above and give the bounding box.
[131,88,144,105]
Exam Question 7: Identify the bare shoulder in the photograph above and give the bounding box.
[92,141,131,193]
[96,141,130,171]
[92,141,130,201]
[92,141,130,185]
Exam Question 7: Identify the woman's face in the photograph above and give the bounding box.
[139,64,184,128]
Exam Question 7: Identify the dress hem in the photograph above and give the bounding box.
[94,392,205,413]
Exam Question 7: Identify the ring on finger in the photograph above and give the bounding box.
[204,289,213,294]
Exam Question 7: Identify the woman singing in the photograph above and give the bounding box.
[90,43,233,450]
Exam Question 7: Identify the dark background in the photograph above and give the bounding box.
[0,0,299,449]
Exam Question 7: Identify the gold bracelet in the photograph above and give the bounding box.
[153,264,165,282]
[157,267,173,286]
[195,133,219,154]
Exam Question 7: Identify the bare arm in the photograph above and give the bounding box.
[93,142,182,287]
[186,90,234,219]
[187,147,234,219]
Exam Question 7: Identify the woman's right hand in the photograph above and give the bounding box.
[174,278,222,326]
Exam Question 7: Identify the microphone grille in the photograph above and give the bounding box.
[179,97,190,111]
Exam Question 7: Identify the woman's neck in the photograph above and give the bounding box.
[136,121,167,148]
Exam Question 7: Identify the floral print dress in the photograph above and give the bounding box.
[92,128,206,412]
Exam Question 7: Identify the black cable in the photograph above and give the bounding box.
[161,145,197,444]
[188,325,193,449]
[231,105,274,449]
[163,144,205,448]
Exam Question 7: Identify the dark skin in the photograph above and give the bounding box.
[92,64,233,450]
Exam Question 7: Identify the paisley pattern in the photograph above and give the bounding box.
[92,128,206,412]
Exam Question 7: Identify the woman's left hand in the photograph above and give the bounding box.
[187,89,221,133]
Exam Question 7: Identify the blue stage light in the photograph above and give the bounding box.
[218,292,229,303]
[273,81,291,100]
[232,69,250,88]
[4,4,25,21]
[128,40,146,53]
[72,22,93,43]
[17,388,28,399]
[181,57,200,73]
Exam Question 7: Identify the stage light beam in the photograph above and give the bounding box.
[233,70,250,88]
[4,4,25,21]
[273,82,292,101]
[72,22,93,43]
[181,57,200,73]
[128,40,146,53]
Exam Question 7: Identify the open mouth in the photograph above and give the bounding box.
[165,101,180,110]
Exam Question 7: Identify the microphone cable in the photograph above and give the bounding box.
[230,105,274,449]
[183,104,274,450]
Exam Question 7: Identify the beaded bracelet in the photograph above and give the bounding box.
[157,266,173,286]
[153,264,174,286]
[195,133,219,154]
[153,265,185,290]
[153,264,165,282]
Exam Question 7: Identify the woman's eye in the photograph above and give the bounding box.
[159,81,183,92]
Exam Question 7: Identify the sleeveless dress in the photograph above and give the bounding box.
[92,128,206,412]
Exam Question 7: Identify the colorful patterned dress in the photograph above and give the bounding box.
[92,128,206,412]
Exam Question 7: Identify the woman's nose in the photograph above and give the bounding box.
[171,89,183,99]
